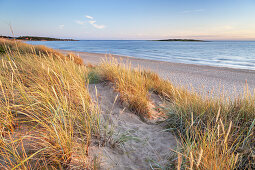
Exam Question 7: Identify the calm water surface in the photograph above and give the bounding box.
[27,40,255,70]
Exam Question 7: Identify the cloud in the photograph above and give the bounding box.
[92,23,105,29]
[75,15,105,29]
[75,20,86,25]
[182,9,205,14]
[87,15,105,29]
[86,15,94,20]
[58,24,64,29]
[89,20,105,29]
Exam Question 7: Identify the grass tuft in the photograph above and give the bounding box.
[99,57,150,118]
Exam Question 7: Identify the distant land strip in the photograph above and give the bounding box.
[0,35,77,41]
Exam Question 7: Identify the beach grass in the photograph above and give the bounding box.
[98,57,254,169]
[164,87,254,169]
[99,57,150,118]
[0,38,100,169]
[0,38,83,65]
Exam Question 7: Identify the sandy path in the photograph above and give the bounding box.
[60,50,255,97]
[88,83,176,169]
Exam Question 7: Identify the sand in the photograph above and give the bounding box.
[60,50,255,97]
[88,83,176,169]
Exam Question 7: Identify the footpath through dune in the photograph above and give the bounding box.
[88,83,176,169]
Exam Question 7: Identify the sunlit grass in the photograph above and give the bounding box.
[0,38,83,65]
[99,57,150,118]
[0,38,100,169]
[98,57,254,169]
[163,83,254,169]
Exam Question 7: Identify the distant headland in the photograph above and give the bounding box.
[0,36,77,41]
[154,39,206,42]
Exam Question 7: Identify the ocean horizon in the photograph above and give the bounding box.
[27,40,255,71]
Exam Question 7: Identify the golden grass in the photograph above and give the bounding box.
[163,83,254,169]
[99,57,150,118]
[0,38,100,169]
[0,38,84,65]
[99,57,191,117]
[99,57,254,169]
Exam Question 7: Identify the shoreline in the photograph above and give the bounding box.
[59,49,255,73]
[59,49,255,97]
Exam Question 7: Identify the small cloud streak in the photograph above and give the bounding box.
[86,15,94,20]
[92,23,105,29]
[58,25,64,29]
[88,20,105,29]
[182,9,205,14]
[87,15,105,29]
[75,15,105,29]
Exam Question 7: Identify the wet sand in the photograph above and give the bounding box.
[59,50,255,97]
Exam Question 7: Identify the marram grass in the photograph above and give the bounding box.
[0,38,100,169]
[98,57,254,169]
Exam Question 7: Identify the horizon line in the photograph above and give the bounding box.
[2,35,255,41]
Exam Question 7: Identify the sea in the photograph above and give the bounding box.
[26,40,255,70]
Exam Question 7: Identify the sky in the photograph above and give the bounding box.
[0,0,255,40]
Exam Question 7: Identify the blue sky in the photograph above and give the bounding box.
[0,0,255,40]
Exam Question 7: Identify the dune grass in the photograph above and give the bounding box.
[164,89,255,169]
[99,57,190,117]
[0,38,100,169]
[0,38,83,65]
[99,57,150,118]
[98,57,254,169]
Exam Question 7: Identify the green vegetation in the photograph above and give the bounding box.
[16,36,77,41]
[0,45,4,53]
[87,67,103,84]
[0,35,77,41]
[0,36,13,39]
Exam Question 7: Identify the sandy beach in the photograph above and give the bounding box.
[60,49,255,97]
